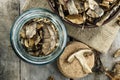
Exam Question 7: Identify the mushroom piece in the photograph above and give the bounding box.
[113,49,120,58]
[42,23,58,55]
[101,62,120,80]
[20,29,26,38]
[58,0,65,5]
[96,1,120,26]
[116,16,120,25]
[113,62,120,80]
[100,0,110,9]
[26,23,37,38]
[106,62,120,80]
[58,4,65,18]
[87,0,98,10]
[74,0,88,13]
[67,49,94,74]
[65,14,84,24]
[87,0,104,18]
[66,0,79,15]
[87,9,100,18]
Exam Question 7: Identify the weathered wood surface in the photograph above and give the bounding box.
[0,0,20,80]
[0,0,120,80]
[20,0,120,80]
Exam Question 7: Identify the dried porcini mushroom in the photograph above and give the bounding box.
[58,42,95,78]
[67,49,94,74]
[116,16,120,25]
[65,14,84,24]
[19,18,59,57]
[113,49,120,58]
[50,0,120,27]
[112,62,120,80]
[66,0,79,15]
[92,51,120,80]
[105,62,120,80]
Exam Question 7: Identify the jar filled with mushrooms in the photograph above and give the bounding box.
[10,8,67,64]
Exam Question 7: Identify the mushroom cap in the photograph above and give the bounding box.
[58,41,95,78]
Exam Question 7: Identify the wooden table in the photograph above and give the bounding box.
[0,0,120,80]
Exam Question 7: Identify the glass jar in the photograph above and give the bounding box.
[10,8,67,65]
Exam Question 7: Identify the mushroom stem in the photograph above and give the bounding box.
[67,49,93,74]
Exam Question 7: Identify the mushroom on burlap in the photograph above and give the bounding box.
[57,41,95,78]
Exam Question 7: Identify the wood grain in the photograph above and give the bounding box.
[19,0,120,80]
[0,0,20,80]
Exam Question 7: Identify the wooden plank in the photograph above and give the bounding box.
[0,0,20,80]
[21,61,67,80]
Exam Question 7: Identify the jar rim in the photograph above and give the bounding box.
[10,8,67,65]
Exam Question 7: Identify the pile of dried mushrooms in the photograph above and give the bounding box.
[50,0,120,26]
[19,18,59,57]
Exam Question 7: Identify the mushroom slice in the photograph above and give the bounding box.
[65,14,84,24]
[116,16,120,25]
[66,0,78,15]
[87,9,100,18]
[58,0,65,5]
[114,49,120,58]
[42,24,58,55]
[67,49,94,74]
[20,29,26,38]
[42,43,51,55]
[74,0,84,13]
[113,62,120,80]
[58,4,65,18]
[28,38,35,47]
[24,39,29,48]
[87,0,99,10]
[100,0,110,9]
[84,1,89,11]
[87,0,104,17]
[47,24,56,50]
[26,23,37,38]
[37,23,43,29]
[35,35,41,46]
[50,0,55,7]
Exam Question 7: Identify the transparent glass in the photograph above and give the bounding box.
[10,8,67,65]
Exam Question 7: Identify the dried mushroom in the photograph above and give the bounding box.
[116,16,120,25]
[19,18,59,57]
[112,62,120,80]
[65,14,84,24]
[113,49,120,58]
[50,0,120,27]
[66,0,79,15]
[105,62,120,80]
[57,41,95,78]
[67,49,94,74]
